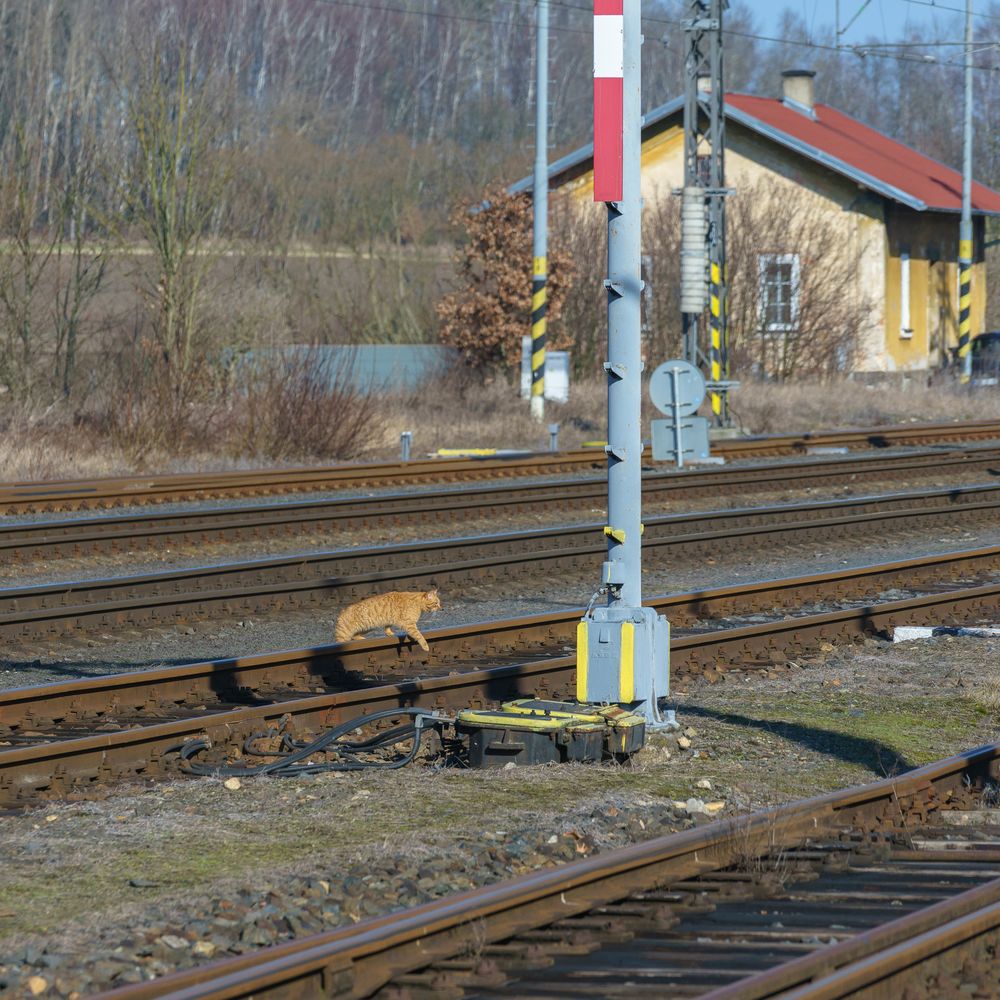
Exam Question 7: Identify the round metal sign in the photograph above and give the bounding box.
[648,360,705,417]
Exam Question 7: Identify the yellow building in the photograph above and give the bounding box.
[514,70,1000,373]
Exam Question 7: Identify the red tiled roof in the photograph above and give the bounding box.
[725,92,1000,214]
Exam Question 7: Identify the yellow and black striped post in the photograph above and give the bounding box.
[722,260,730,423]
[958,239,972,383]
[709,260,722,420]
[530,256,547,419]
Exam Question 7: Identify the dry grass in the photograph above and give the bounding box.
[728,378,1000,436]
[0,373,999,482]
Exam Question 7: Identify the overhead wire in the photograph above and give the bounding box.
[902,0,1000,22]
[305,0,1000,74]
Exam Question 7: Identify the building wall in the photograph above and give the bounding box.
[883,208,987,370]
[552,116,989,373]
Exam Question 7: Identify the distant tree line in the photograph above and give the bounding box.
[0,0,996,411]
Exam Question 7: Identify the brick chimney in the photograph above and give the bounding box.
[781,69,816,116]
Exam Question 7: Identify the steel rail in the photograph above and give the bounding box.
[699,877,1000,998]
[2,482,1000,644]
[94,743,1000,999]
[5,418,1000,513]
[7,444,1000,564]
[4,565,1000,805]
[3,541,999,736]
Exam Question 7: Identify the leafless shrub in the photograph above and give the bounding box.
[223,350,385,463]
[726,179,873,380]
[96,335,221,466]
[554,178,873,382]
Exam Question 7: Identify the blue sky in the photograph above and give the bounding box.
[738,0,960,45]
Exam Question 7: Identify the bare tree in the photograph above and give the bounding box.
[555,177,872,381]
[114,44,232,402]
[725,179,873,379]
[0,122,61,398]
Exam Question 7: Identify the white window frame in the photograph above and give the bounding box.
[899,250,913,339]
[758,253,801,333]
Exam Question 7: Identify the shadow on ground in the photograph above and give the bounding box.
[681,703,913,776]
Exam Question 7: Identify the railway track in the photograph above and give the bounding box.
[6,418,1000,514]
[2,481,999,644]
[8,443,1000,565]
[3,543,1000,806]
[99,743,1000,999]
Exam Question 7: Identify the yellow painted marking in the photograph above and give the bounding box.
[604,525,626,544]
[435,448,498,456]
[576,621,588,702]
[711,392,722,415]
[532,348,547,369]
[958,343,971,356]
[960,295,972,310]
[533,256,547,274]
[531,378,545,397]
[710,263,720,283]
[619,621,635,702]
[711,363,721,379]
[532,289,546,312]
[959,240,973,260]
[711,329,721,347]
[710,297,720,318]
[582,440,607,448]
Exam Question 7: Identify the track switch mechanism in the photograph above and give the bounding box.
[455,699,645,769]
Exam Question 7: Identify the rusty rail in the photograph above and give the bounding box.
[4,547,1000,805]
[6,418,1000,513]
[2,482,999,644]
[7,444,1000,564]
[94,743,1000,998]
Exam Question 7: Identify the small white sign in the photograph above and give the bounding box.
[521,335,570,403]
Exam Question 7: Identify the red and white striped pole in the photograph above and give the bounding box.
[579,0,670,725]
[593,0,623,203]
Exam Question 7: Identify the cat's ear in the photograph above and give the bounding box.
[425,588,437,598]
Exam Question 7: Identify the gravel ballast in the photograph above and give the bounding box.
[1,632,999,996]
[2,518,999,689]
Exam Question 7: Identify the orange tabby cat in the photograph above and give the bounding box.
[334,589,442,651]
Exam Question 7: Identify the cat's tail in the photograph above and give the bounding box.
[334,613,355,644]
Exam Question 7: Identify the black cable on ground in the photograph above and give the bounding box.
[173,708,444,778]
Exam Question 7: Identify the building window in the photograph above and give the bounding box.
[758,253,800,332]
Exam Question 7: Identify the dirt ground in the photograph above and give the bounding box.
[1,631,998,995]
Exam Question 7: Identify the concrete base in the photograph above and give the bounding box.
[577,606,670,723]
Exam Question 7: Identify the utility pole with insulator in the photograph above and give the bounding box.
[578,0,669,724]
[958,0,974,383]
[678,0,730,424]
[530,0,549,420]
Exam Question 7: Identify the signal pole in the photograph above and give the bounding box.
[958,0,974,383]
[579,0,669,723]
[530,0,549,419]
